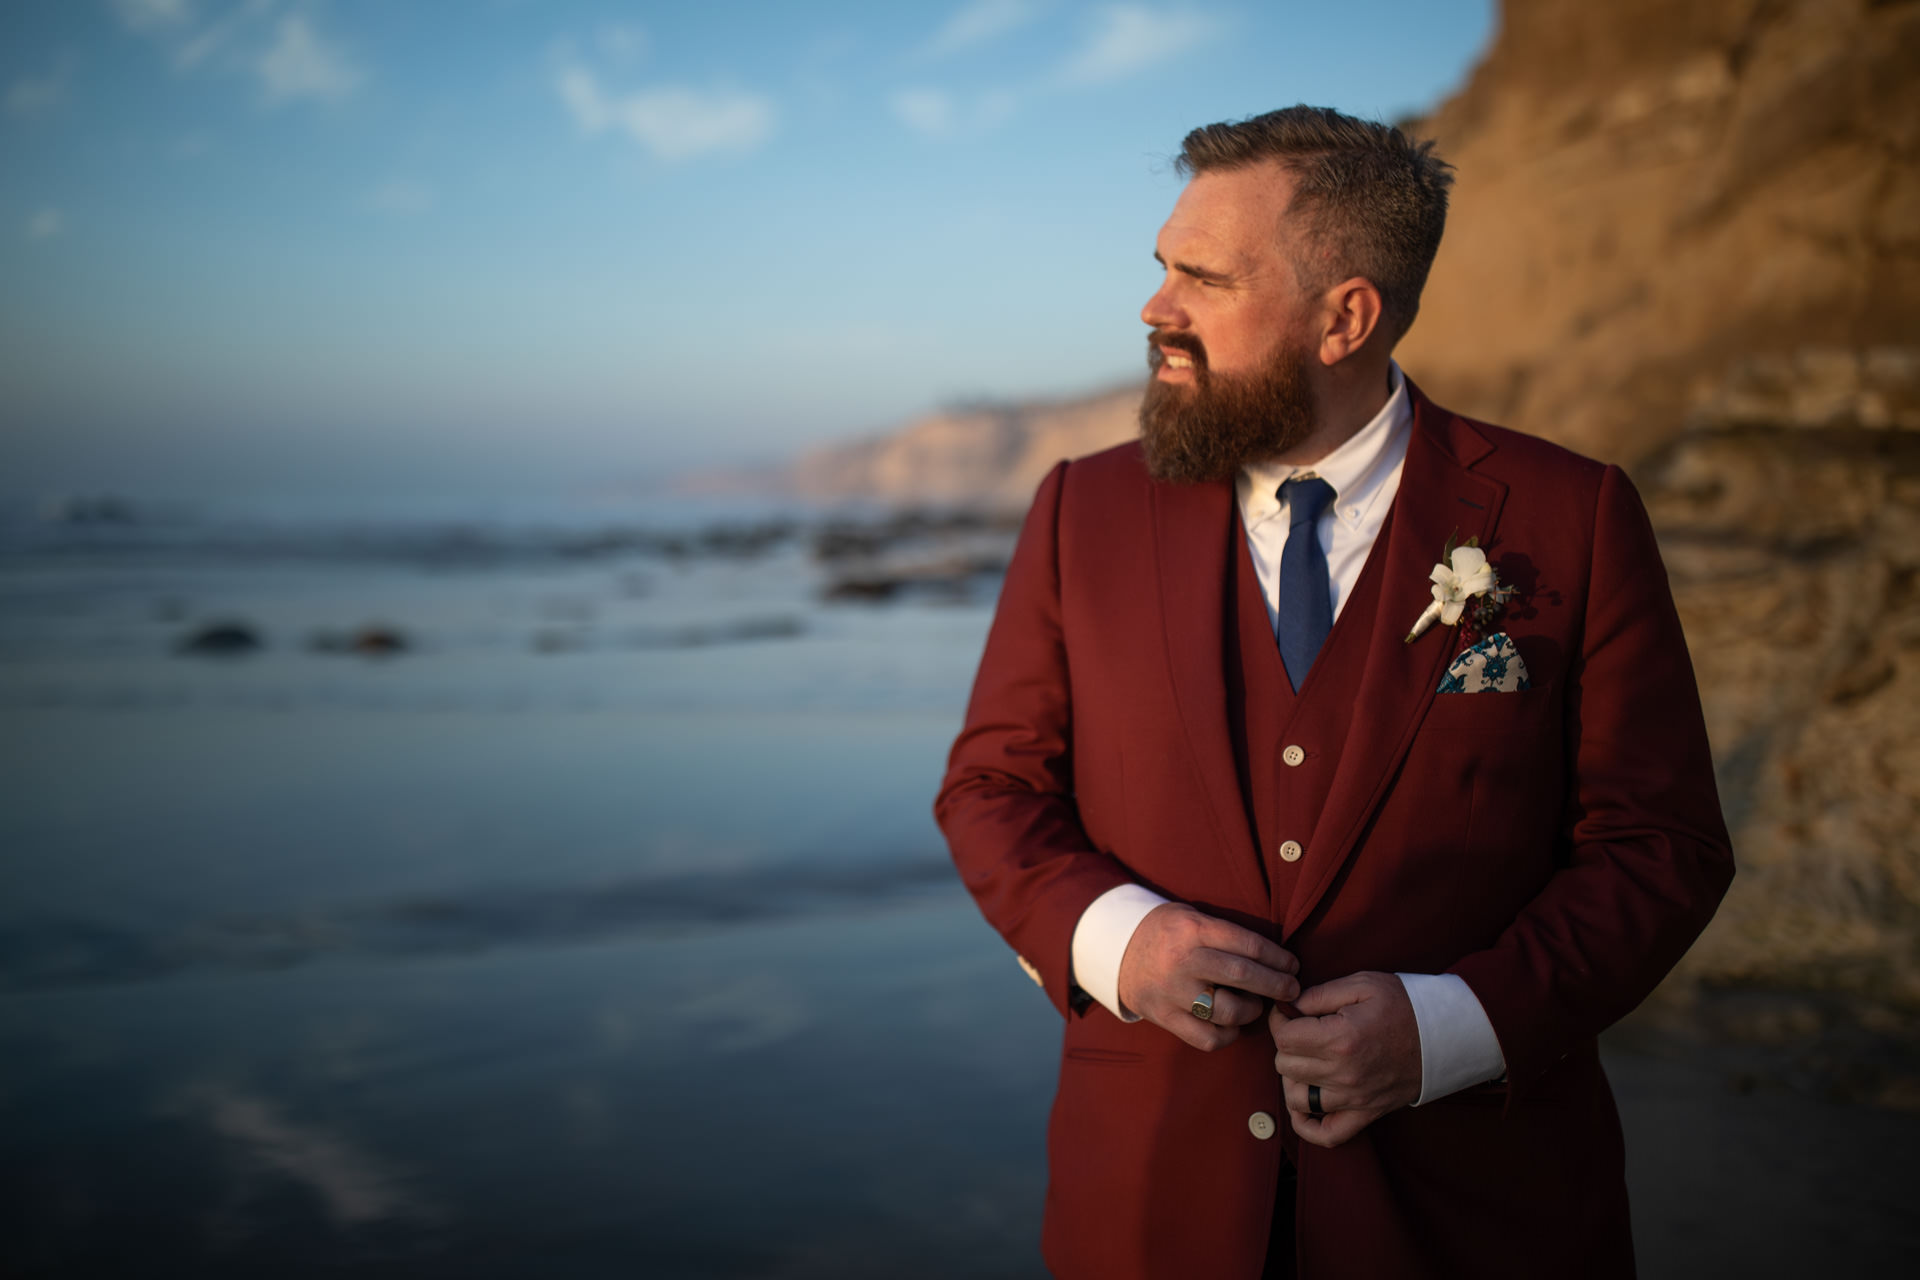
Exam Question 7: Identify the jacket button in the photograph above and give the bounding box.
[1279,840,1303,862]
[1282,745,1305,767]
[1248,1111,1276,1140]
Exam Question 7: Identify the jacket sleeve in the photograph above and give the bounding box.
[1449,463,1735,1092]
[934,459,1138,1017]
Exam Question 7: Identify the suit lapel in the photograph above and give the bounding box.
[1150,476,1270,910]
[1283,384,1508,936]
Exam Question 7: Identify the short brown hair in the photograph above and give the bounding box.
[1176,105,1453,344]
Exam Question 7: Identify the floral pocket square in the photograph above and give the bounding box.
[1437,632,1531,694]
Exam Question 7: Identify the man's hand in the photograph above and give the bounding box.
[1269,972,1422,1148]
[1116,903,1301,1051]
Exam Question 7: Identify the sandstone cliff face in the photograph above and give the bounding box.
[1396,0,1920,1029]
[1399,0,1920,467]
[1644,352,1920,1012]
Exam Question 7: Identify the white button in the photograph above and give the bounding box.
[1279,840,1303,863]
[1248,1111,1276,1140]
[1282,745,1305,767]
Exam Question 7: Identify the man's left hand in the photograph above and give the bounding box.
[1269,972,1422,1148]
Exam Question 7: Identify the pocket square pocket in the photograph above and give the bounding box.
[1438,632,1531,693]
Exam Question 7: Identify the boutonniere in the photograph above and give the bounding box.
[1404,534,1515,645]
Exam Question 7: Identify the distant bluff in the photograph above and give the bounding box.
[784,387,1141,509]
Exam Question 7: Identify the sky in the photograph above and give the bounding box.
[0,0,1496,500]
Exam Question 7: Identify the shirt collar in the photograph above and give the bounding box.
[1236,361,1412,531]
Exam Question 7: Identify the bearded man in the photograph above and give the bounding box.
[935,106,1732,1279]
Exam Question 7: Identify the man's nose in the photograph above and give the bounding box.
[1141,280,1184,331]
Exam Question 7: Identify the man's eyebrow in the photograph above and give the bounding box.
[1152,251,1233,284]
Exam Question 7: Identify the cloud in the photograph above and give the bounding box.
[890,86,1017,138]
[362,178,433,215]
[113,0,194,30]
[7,58,73,117]
[26,208,62,240]
[174,0,273,73]
[112,1,357,112]
[923,0,1044,58]
[256,14,360,103]
[556,65,773,161]
[1059,4,1222,85]
[596,22,648,64]
[891,88,955,136]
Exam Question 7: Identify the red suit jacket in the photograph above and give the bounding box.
[935,383,1733,1279]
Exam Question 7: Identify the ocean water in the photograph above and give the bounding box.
[0,498,1057,1277]
[5,496,1917,1277]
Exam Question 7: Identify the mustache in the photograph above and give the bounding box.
[1147,330,1207,372]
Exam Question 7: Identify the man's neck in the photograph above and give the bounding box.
[1271,358,1396,467]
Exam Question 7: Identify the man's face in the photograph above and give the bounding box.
[1137,162,1322,483]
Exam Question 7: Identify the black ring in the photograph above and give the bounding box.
[1307,1084,1325,1119]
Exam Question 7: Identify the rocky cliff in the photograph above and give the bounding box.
[1398,0,1919,466]
[1396,0,1920,1073]
[1638,354,1919,1071]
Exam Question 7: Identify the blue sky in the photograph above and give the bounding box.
[0,0,1495,499]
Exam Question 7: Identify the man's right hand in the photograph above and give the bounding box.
[1116,903,1301,1051]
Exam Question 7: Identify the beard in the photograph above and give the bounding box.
[1138,332,1319,484]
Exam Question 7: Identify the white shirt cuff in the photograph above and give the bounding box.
[1070,884,1170,1020]
[1397,972,1507,1104]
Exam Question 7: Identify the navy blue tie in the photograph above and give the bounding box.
[1277,476,1336,692]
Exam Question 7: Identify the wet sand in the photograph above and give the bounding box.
[1610,1030,1920,1279]
[3,514,1914,1276]
[6,889,1915,1278]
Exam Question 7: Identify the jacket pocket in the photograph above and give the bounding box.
[1420,683,1554,732]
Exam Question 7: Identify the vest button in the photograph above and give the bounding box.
[1248,1111,1276,1140]
[1279,840,1303,863]
[1282,744,1305,767]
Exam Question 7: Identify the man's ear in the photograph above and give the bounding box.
[1317,277,1384,366]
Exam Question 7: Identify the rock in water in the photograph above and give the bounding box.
[348,625,408,656]
[176,621,264,656]
[311,624,411,657]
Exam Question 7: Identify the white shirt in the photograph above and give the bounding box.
[1070,363,1506,1105]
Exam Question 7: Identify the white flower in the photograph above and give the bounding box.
[1430,545,1496,624]
[1404,545,1499,643]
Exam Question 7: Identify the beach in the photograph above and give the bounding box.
[2,500,1915,1276]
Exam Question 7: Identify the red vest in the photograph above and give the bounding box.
[1226,510,1393,929]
